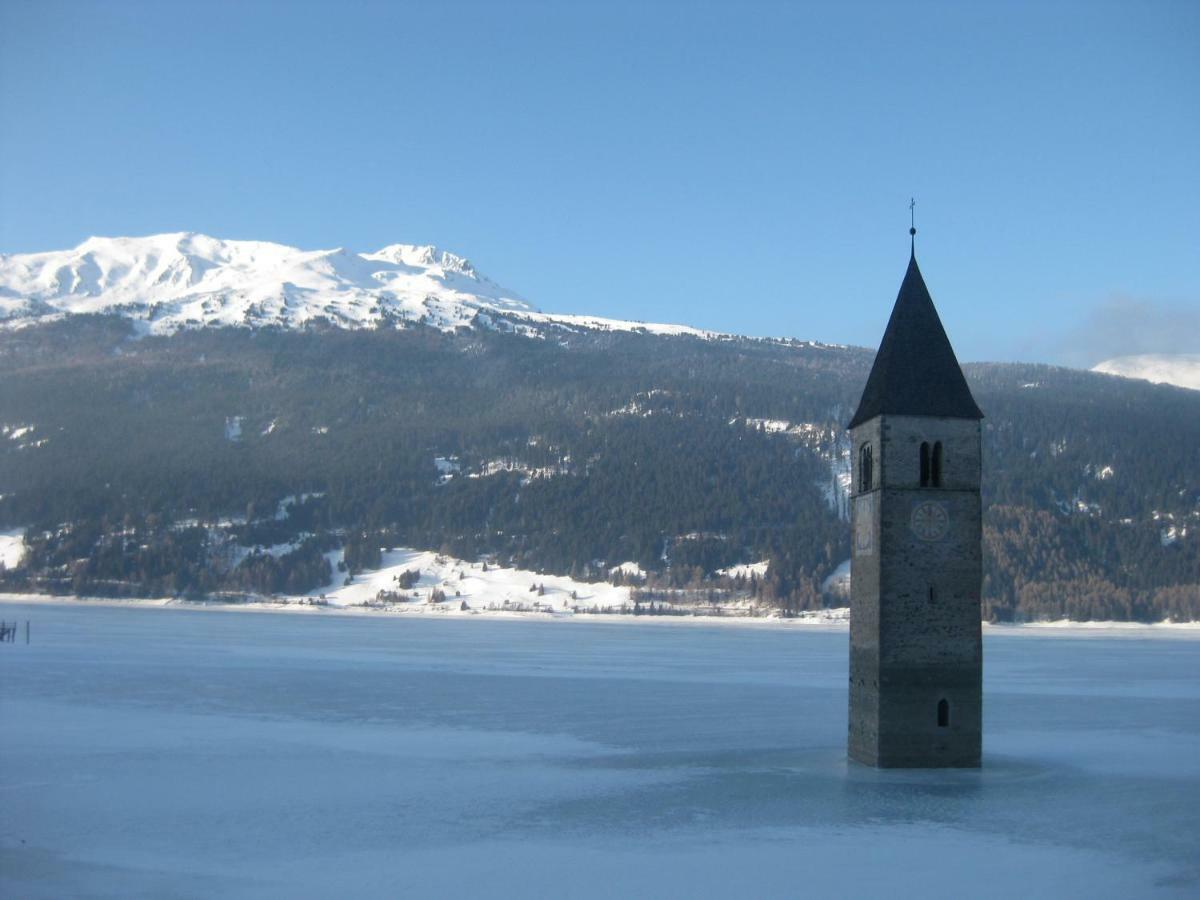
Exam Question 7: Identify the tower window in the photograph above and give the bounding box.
[937,698,950,728]
[928,585,936,603]
[932,441,944,487]
[859,443,873,492]
[920,442,930,487]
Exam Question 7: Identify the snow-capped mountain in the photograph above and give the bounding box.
[0,233,710,338]
[1092,354,1200,392]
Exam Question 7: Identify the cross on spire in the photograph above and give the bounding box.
[909,197,917,254]
[847,232,983,429]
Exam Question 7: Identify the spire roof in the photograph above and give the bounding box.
[848,245,983,429]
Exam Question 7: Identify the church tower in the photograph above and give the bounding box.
[847,225,984,768]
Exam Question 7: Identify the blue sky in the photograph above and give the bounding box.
[1,0,1197,364]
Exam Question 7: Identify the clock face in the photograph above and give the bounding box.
[910,501,949,542]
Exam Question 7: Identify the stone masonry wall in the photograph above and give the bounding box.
[849,415,982,768]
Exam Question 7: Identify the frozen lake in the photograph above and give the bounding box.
[2,603,1198,898]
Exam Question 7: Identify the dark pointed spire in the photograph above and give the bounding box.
[848,237,983,429]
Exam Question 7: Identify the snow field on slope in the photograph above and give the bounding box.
[1092,353,1200,391]
[0,233,530,335]
[0,232,716,339]
[716,560,769,579]
[313,548,633,613]
[0,528,24,570]
[308,547,835,621]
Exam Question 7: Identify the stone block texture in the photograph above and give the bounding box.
[848,415,982,768]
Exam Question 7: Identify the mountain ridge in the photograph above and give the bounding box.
[6,234,1194,394]
[0,232,713,340]
[1,312,1197,622]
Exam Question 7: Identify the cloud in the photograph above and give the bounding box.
[1052,296,1200,368]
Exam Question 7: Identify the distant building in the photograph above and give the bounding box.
[847,229,984,768]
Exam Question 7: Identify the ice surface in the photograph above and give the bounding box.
[1,603,1198,898]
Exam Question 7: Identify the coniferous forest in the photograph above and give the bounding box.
[0,315,1196,621]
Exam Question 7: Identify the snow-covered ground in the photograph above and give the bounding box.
[608,560,647,579]
[821,557,851,596]
[315,548,633,613]
[0,602,1196,897]
[0,528,24,570]
[1092,353,1200,391]
[0,542,844,622]
[717,559,769,579]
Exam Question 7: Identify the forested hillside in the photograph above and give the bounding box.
[1,315,1196,620]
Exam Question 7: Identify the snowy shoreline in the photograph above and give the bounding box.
[5,543,1197,638]
[0,591,849,631]
[2,591,1197,636]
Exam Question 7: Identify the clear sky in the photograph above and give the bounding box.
[1,0,1197,365]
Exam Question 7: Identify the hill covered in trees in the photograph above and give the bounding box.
[1,315,1196,621]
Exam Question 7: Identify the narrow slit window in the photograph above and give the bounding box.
[932,441,944,487]
[928,585,936,603]
[859,443,874,492]
[937,698,950,728]
[919,442,930,487]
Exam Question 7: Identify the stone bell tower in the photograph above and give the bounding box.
[846,224,984,768]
